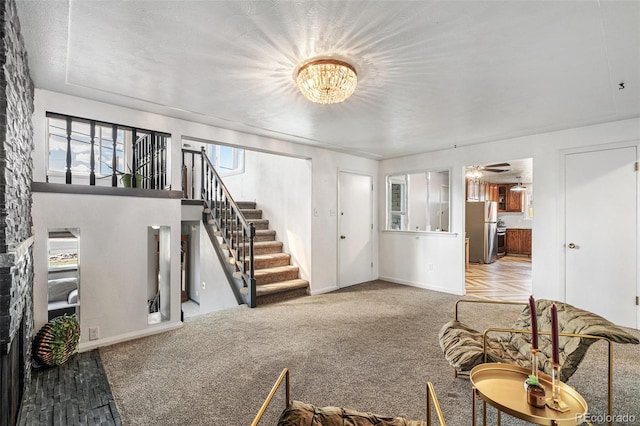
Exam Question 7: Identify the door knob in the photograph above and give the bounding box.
[568,243,576,249]
[340,235,346,239]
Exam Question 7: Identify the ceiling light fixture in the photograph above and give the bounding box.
[510,176,527,192]
[466,166,483,181]
[296,59,357,104]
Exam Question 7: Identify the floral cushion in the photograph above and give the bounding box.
[278,400,426,426]
[439,299,639,381]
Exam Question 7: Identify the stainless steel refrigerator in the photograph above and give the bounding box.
[466,201,497,264]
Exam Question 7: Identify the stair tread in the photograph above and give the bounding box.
[253,252,289,260]
[255,279,309,296]
[252,240,282,247]
[255,265,299,276]
[255,229,275,235]
[236,201,256,208]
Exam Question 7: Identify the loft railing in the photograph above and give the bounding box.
[45,112,169,189]
[132,131,169,189]
[184,147,256,307]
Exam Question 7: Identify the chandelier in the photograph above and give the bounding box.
[296,59,357,104]
[466,166,483,181]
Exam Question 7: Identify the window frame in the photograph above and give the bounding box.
[385,168,452,233]
[209,144,245,177]
[45,112,171,183]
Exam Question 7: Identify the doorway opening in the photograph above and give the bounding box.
[464,158,533,300]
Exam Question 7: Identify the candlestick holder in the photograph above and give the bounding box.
[525,348,546,407]
[546,362,569,412]
[530,348,539,379]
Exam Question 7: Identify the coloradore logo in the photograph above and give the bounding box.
[577,413,636,424]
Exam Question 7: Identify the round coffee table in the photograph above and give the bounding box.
[470,363,588,425]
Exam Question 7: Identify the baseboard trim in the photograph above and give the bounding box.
[310,285,339,296]
[78,321,184,352]
[378,276,464,295]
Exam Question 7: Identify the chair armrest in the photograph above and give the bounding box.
[251,368,290,426]
[426,382,446,426]
[454,299,527,322]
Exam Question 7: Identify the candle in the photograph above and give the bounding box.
[550,303,559,365]
[529,295,538,350]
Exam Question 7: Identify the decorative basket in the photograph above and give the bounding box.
[32,314,80,366]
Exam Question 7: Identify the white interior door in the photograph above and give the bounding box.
[338,171,373,288]
[565,145,637,328]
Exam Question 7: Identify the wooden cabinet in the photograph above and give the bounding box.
[506,187,523,212]
[488,183,498,202]
[497,184,523,212]
[506,228,532,256]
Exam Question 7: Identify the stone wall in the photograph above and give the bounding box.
[0,0,35,423]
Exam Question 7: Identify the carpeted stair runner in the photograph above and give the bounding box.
[233,201,309,305]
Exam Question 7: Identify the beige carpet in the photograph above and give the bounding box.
[100,281,640,425]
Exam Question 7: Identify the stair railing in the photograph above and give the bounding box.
[199,147,256,307]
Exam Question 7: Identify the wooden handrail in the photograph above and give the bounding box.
[195,147,256,307]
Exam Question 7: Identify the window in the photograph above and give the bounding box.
[48,230,79,271]
[209,144,244,176]
[47,116,127,176]
[386,169,450,232]
[47,228,80,322]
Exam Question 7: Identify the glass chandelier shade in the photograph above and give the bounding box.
[466,167,483,181]
[296,59,357,104]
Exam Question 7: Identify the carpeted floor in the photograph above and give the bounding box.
[99,281,640,425]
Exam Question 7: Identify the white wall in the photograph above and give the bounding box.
[181,205,239,314]
[379,118,640,303]
[224,150,312,281]
[197,225,239,313]
[32,192,183,350]
[32,88,379,341]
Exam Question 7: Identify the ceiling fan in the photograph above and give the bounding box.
[466,163,511,180]
[479,162,511,173]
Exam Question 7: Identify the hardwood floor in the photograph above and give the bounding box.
[465,255,531,301]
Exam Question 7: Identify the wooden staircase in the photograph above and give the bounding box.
[233,201,309,305]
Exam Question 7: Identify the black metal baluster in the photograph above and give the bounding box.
[200,148,205,200]
[158,134,163,189]
[181,150,186,198]
[111,124,118,187]
[131,129,138,188]
[248,223,256,308]
[65,117,72,184]
[191,152,195,199]
[150,133,156,189]
[89,121,96,186]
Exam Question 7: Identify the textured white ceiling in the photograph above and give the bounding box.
[15,0,640,159]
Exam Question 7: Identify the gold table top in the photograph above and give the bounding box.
[470,363,588,425]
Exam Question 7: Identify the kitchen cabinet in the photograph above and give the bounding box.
[488,183,498,202]
[497,184,523,212]
[506,228,532,256]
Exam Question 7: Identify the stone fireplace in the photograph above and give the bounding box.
[0,0,36,424]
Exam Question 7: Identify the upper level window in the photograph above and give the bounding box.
[45,112,171,189]
[47,115,127,176]
[209,144,244,177]
[386,169,450,232]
